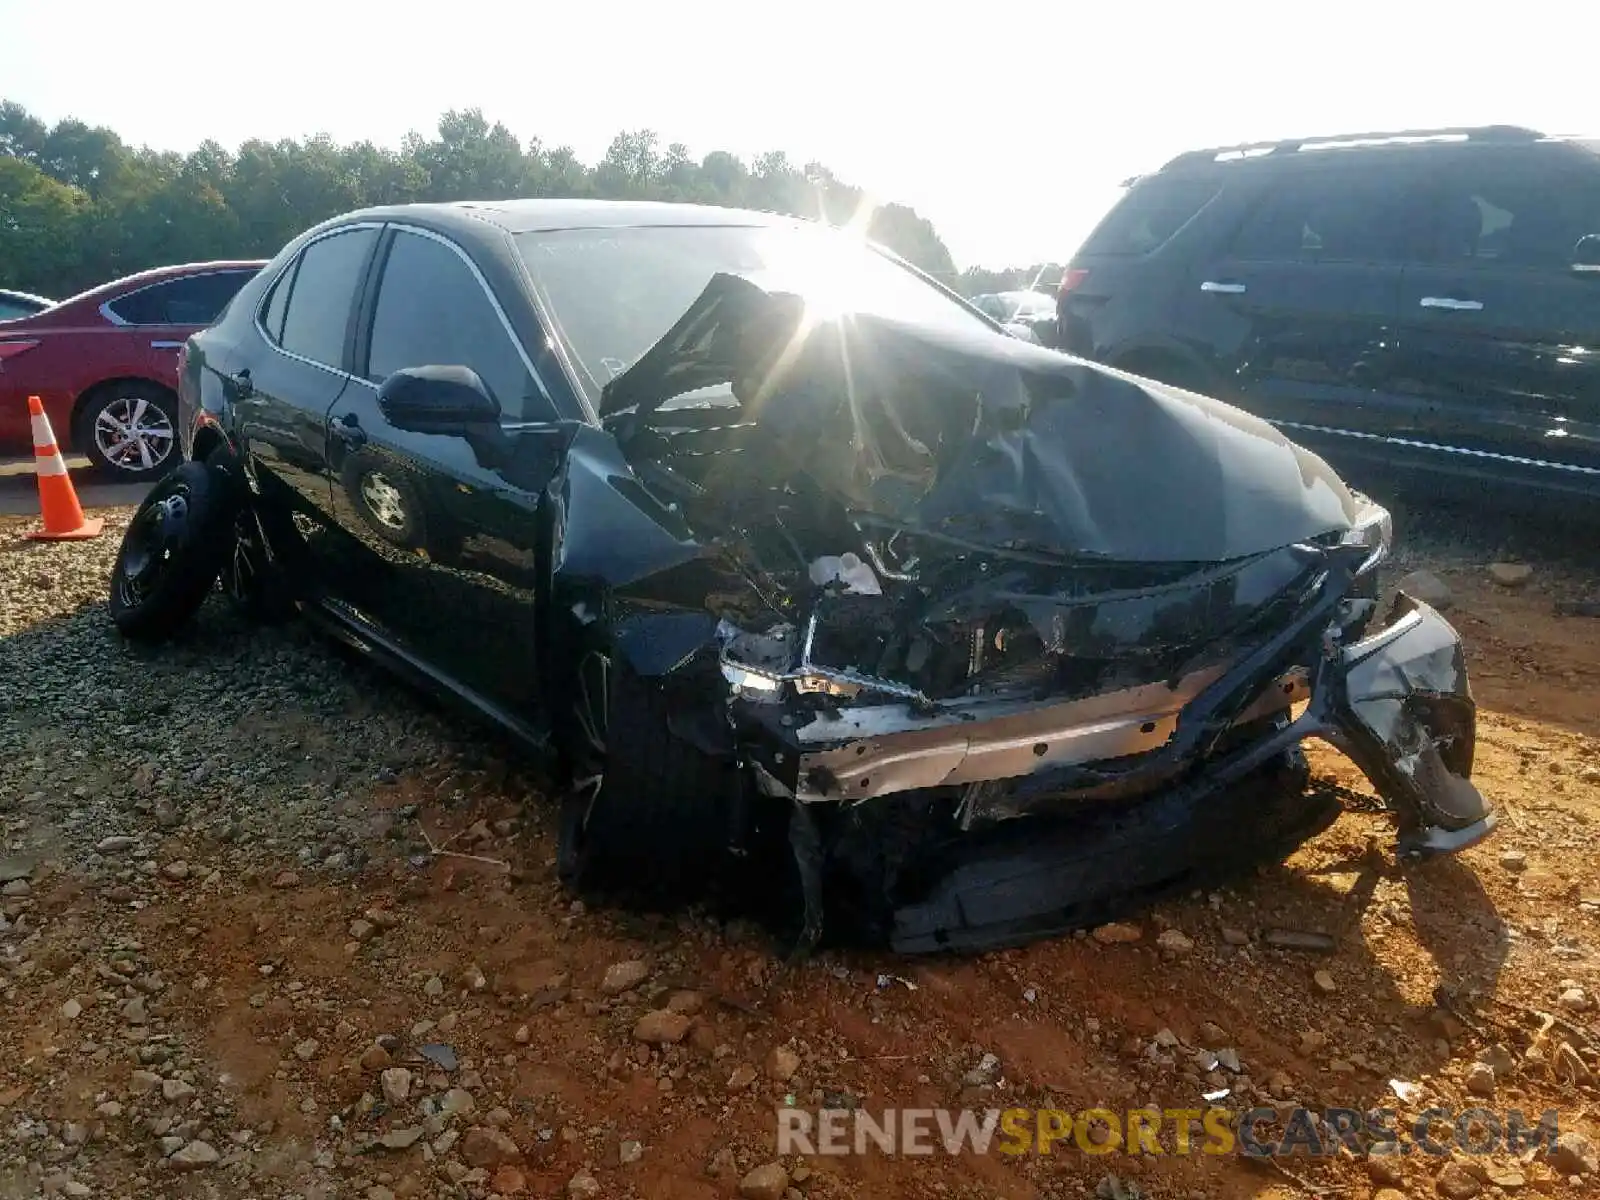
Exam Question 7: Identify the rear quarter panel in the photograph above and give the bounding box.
[0,324,176,455]
[178,327,241,462]
[178,260,289,463]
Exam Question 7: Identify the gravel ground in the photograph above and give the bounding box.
[0,498,1597,1200]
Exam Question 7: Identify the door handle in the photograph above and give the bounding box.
[1200,281,1247,295]
[150,340,184,350]
[333,414,368,448]
[1419,297,1483,311]
[228,369,254,399]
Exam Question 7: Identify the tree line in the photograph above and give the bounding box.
[1,101,1044,302]
[960,263,1069,296]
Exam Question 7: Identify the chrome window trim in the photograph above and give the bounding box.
[374,224,557,415]
[99,267,259,328]
[253,222,385,381]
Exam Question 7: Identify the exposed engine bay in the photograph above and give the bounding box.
[566,272,1496,954]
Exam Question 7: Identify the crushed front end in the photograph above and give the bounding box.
[579,272,1496,954]
[699,534,1493,953]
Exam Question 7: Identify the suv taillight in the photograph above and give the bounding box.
[1057,269,1089,299]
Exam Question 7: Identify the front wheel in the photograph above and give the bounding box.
[108,460,235,642]
[556,645,738,904]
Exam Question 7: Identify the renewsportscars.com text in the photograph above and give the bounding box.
[775,1106,1561,1158]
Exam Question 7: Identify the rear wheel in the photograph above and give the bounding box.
[77,383,180,481]
[219,506,298,623]
[108,460,235,641]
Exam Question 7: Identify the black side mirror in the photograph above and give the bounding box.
[376,365,501,433]
[1572,235,1600,274]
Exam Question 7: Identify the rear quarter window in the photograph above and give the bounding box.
[1079,177,1221,257]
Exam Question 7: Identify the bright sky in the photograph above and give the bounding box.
[1,1,1593,270]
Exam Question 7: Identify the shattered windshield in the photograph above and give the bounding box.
[515,223,994,407]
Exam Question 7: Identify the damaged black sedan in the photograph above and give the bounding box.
[107,200,1497,955]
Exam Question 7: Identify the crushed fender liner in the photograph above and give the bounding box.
[578,270,1496,956]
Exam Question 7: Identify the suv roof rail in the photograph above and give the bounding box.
[1159,124,1545,171]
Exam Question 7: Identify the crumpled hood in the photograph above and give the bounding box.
[601,273,1360,563]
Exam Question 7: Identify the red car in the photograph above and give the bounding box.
[0,260,266,479]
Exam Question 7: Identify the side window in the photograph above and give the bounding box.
[277,227,380,370]
[1424,162,1598,270]
[260,262,295,343]
[1230,170,1422,264]
[107,270,256,325]
[366,230,542,421]
[1080,177,1221,257]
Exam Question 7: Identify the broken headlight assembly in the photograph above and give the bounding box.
[1342,495,1393,578]
[1334,495,1392,636]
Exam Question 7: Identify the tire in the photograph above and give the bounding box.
[556,648,737,904]
[77,383,181,481]
[202,447,298,624]
[219,507,298,624]
[108,460,236,642]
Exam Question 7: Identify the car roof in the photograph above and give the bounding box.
[1150,124,1600,180]
[0,287,53,306]
[328,198,805,236]
[49,260,268,309]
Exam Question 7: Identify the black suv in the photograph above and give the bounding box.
[1054,125,1600,508]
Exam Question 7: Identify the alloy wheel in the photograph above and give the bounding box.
[94,396,175,473]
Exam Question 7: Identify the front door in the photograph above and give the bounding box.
[323,225,564,733]
[1175,161,1428,471]
[1390,149,1600,497]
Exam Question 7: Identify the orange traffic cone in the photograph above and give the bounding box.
[24,395,104,542]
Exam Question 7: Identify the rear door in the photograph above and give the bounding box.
[323,224,563,732]
[1172,160,1428,446]
[1391,149,1600,495]
[229,224,382,584]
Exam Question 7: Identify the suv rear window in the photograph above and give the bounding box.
[1079,177,1220,257]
